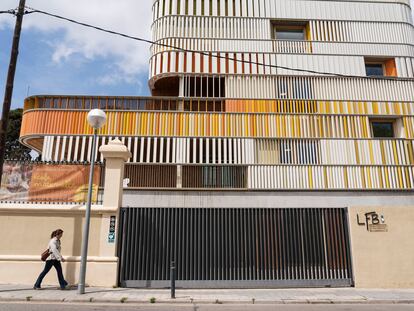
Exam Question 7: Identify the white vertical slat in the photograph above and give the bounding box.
[153,137,158,163]
[139,137,145,163]
[166,137,171,163]
[172,137,177,163]
[53,136,61,162]
[73,136,80,161]
[146,137,151,162]
[133,137,138,162]
[66,136,74,162]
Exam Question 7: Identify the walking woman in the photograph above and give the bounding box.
[34,229,68,290]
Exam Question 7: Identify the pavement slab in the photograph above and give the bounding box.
[0,284,413,305]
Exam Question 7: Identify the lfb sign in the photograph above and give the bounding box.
[357,211,388,232]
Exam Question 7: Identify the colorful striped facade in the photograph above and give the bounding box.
[20,0,414,192]
[15,0,414,289]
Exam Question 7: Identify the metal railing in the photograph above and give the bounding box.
[123,163,414,190]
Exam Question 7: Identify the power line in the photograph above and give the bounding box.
[24,6,411,81]
[0,10,16,14]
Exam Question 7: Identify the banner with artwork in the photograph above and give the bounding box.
[0,162,33,201]
[0,162,101,203]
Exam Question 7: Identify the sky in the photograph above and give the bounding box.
[0,1,414,110]
[0,0,152,110]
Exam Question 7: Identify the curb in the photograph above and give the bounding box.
[1,297,414,305]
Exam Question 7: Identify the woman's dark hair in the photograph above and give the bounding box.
[51,229,64,238]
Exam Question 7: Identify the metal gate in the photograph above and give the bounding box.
[118,208,353,288]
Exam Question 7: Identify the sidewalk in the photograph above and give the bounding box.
[1,284,414,305]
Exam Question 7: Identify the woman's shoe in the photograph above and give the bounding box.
[33,286,41,290]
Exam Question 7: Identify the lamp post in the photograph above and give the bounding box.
[78,109,107,294]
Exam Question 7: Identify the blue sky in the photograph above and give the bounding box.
[0,0,152,110]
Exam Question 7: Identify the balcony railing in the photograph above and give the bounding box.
[151,38,414,57]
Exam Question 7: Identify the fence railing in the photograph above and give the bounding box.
[123,163,413,190]
[24,95,414,113]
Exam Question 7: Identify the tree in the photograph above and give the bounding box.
[5,108,31,160]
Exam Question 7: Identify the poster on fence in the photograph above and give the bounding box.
[0,163,101,203]
[0,162,33,201]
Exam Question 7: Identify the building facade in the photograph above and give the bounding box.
[18,0,414,288]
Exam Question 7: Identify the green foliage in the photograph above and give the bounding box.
[5,108,31,160]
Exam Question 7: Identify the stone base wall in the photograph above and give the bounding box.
[0,204,118,287]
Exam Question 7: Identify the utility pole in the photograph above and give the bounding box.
[0,0,26,178]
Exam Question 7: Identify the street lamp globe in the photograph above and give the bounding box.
[87,109,107,129]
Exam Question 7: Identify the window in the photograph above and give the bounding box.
[371,121,395,138]
[365,58,397,77]
[273,21,309,41]
[365,64,384,77]
[276,28,305,41]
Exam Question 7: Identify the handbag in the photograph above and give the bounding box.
[41,249,50,261]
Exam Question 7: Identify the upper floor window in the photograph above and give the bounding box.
[371,121,395,138]
[365,58,397,77]
[276,28,306,40]
[273,22,309,41]
[365,63,384,77]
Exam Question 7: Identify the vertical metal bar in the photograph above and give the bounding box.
[145,208,153,280]
[335,209,344,279]
[225,208,230,280]
[316,208,324,280]
[294,208,300,280]
[326,209,334,279]
[240,209,246,280]
[273,209,280,280]
[230,208,235,280]
[173,208,178,280]
[170,261,176,299]
[152,208,159,280]
[119,208,128,286]
[136,208,144,280]
[177,208,182,280]
[126,208,133,281]
[140,208,147,280]
[199,208,203,280]
[247,208,252,280]
[331,209,339,280]
[261,208,271,280]
[308,209,316,280]
[321,209,329,280]
[159,208,166,280]
[287,208,293,280]
[210,208,214,280]
[344,208,355,284]
[254,209,259,280]
[130,208,138,280]
[209,208,213,280]
[299,209,305,280]
[165,208,171,280]
[189,208,194,280]
[280,209,286,280]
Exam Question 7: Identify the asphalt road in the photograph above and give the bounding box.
[1,303,414,311]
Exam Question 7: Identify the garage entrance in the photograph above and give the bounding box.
[118,207,353,288]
